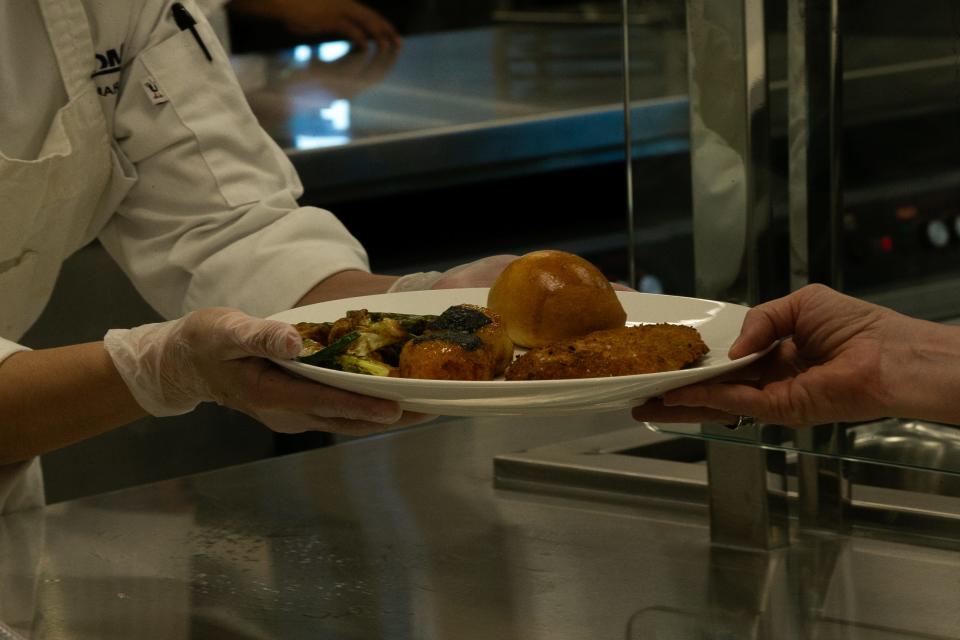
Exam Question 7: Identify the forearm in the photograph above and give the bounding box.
[0,344,146,464]
[892,320,960,425]
[295,269,399,307]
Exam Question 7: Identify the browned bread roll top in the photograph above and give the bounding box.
[486,250,627,348]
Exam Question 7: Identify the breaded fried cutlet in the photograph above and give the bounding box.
[504,323,709,380]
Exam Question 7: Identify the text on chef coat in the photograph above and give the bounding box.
[93,45,124,97]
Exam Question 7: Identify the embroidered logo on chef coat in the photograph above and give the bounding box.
[93,45,124,97]
[93,47,123,77]
[142,77,169,105]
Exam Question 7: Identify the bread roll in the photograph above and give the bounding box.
[486,250,627,348]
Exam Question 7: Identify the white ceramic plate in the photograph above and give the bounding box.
[267,289,762,417]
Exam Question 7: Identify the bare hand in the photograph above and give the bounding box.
[632,284,934,427]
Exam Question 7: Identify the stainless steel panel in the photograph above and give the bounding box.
[3,417,959,639]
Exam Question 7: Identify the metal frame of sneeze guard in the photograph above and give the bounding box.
[785,0,851,536]
[686,0,790,549]
[686,0,848,548]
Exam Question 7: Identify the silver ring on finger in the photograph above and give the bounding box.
[726,415,756,430]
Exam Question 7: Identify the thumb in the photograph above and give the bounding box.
[217,312,303,360]
[728,299,795,360]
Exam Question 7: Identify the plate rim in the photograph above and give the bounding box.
[266,288,763,415]
[267,288,758,385]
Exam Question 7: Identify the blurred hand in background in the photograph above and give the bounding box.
[228,0,402,50]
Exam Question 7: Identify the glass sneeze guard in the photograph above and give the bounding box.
[644,419,960,483]
[623,0,960,485]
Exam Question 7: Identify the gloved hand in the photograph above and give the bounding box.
[104,308,422,435]
[387,255,518,293]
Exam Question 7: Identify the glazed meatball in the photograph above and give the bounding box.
[399,332,496,380]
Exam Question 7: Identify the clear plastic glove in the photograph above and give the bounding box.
[387,255,518,293]
[104,308,424,435]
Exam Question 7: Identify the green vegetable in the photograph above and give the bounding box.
[297,335,395,376]
[295,310,440,376]
[297,330,360,367]
[337,355,394,377]
[366,312,438,334]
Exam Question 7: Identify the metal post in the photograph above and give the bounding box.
[686,0,777,306]
[795,427,851,534]
[788,0,842,291]
[686,0,789,549]
[788,0,851,534]
[704,424,790,549]
[622,0,638,289]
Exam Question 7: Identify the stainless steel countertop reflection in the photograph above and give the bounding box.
[234,21,960,201]
[3,414,959,639]
[234,24,690,198]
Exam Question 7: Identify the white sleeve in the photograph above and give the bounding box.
[0,338,30,365]
[101,0,370,320]
[0,341,43,516]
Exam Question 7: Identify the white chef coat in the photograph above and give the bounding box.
[192,0,231,51]
[0,0,370,514]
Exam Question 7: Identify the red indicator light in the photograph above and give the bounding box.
[880,236,893,252]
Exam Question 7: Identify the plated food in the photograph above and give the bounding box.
[505,323,709,381]
[292,251,709,382]
[399,305,513,380]
[294,304,514,381]
[267,288,763,416]
[487,249,627,348]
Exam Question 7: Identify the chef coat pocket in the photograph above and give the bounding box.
[138,24,291,208]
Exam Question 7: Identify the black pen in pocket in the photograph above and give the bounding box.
[171,2,213,62]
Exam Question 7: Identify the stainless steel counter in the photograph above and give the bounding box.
[5,414,959,639]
